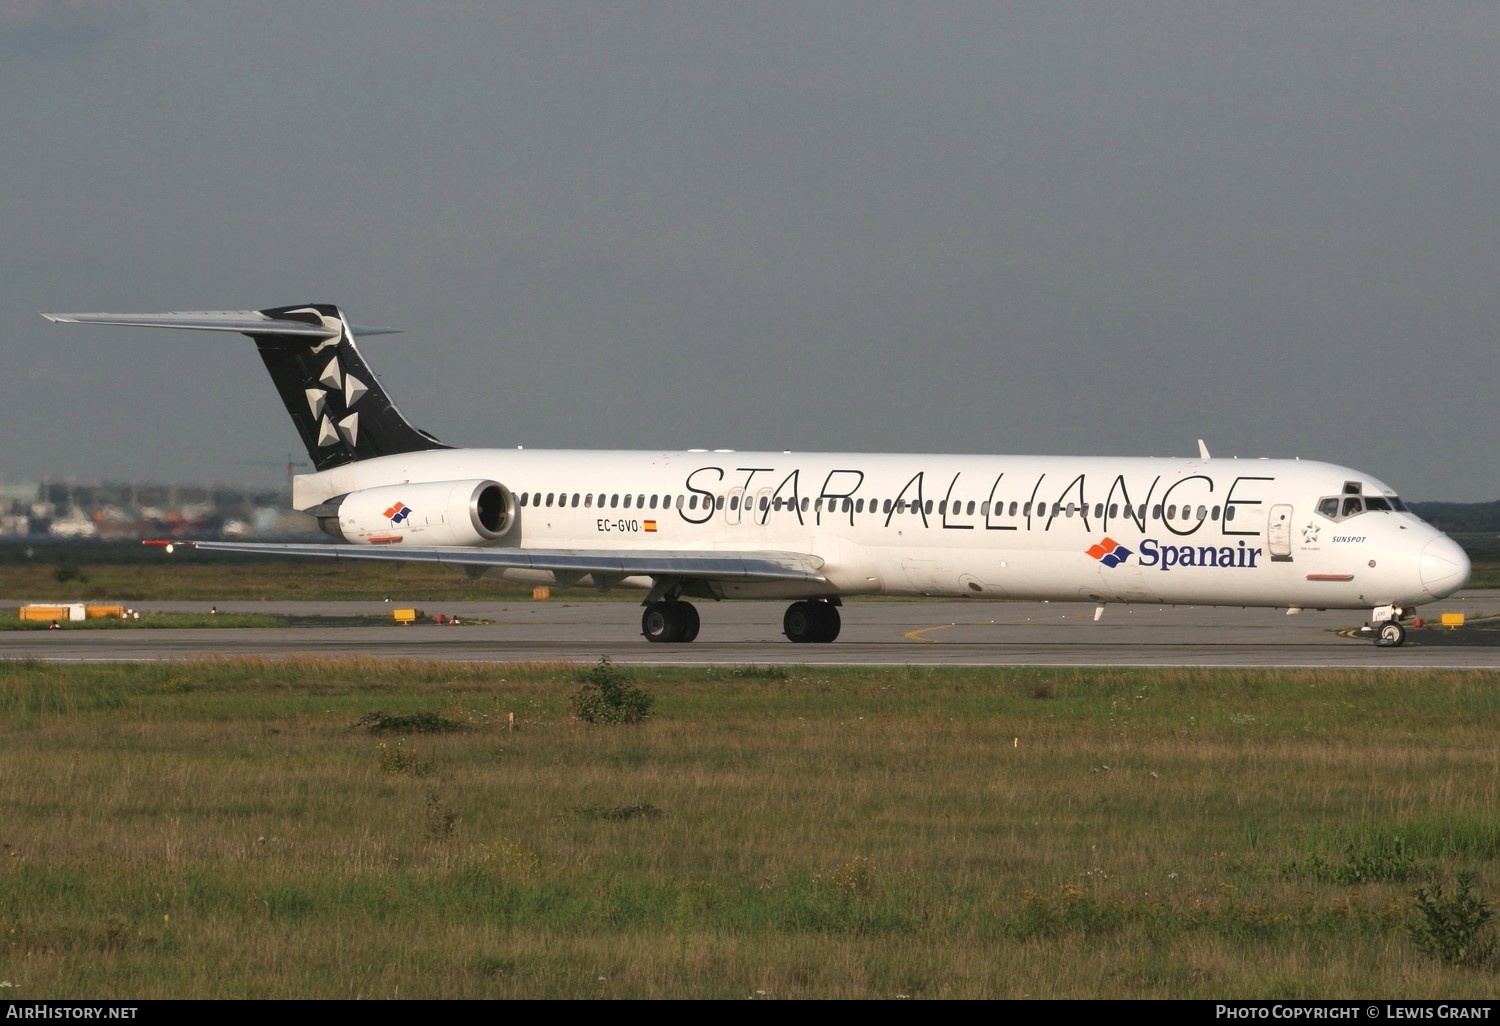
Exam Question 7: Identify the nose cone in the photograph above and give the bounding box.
[1420,535,1471,598]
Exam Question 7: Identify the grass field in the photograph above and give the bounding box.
[1,659,1496,999]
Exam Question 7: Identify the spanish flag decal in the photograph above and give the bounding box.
[644,520,657,532]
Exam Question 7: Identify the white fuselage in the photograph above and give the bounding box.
[293,448,1470,611]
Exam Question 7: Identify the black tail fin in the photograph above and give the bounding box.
[43,303,451,471]
[250,304,448,470]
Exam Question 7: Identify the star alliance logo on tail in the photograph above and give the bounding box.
[1086,537,1132,568]
[384,502,412,524]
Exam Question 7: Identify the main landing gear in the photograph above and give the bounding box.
[641,601,700,644]
[640,597,843,644]
[783,599,841,644]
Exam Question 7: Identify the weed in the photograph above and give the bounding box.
[819,856,875,900]
[465,838,540,874]
[577,801,663,822]
[52,561,85,585]
[570,657,653,725]
[1294,834,1418,885]
[375,738,430,776]
[425,791,457,839]
[1408,872,1496,968]
[355,711,466,734]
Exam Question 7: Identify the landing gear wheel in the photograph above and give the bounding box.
[641,601,699,643]
[783,601,841,643]
[1375,620,1406,648]
[641,602,685,643]
[678,602,700,643]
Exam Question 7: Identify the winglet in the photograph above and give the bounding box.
[1197,439,1211,460]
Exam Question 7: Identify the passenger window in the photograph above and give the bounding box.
[1167,505,1176,519]
[584,494,592,508]
[715,496,725,511]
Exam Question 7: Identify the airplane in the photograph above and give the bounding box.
[43,303,1470,647]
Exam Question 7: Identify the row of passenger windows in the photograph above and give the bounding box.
[515,491,1237,522]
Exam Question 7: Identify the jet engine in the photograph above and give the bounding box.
[312,479,516,546]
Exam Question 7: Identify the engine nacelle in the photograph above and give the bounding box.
[314,479,516,546]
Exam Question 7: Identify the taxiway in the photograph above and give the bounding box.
[5,593,1497,669]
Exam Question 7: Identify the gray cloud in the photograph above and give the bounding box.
[0,0,144,58]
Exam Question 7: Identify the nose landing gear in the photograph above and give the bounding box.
[1369,604,1410,648]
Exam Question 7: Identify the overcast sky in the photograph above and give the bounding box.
[2,1,1496,501]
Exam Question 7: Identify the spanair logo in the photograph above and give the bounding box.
[1090,535,1264,572]
[1087,537,1132,568]
[384,502,412,525]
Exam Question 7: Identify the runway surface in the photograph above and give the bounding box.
[6,591,1499,668]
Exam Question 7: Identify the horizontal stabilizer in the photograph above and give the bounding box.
[45,303,437,471]
[42,310,400,338]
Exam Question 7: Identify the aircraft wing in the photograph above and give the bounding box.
[180,540,827,584]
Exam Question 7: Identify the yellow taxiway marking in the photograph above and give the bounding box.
[902,605,1197,643]
[904,624,954,643]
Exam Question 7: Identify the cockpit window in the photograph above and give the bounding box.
[1318,490,1408,522]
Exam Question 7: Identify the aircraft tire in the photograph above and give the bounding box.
[812,601,841,643]
[783,601,815,643]
[679,602,700,643]
[1376,620,1406,648]
[641,602,686,643]
[784,600,840,643]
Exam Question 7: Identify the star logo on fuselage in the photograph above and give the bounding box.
[1302,523,1320,544]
